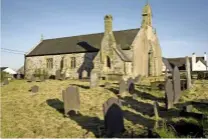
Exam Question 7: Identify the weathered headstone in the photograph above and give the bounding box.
[132,93,138,99]
[3,78,9,85]
[153,101,159,120]
[40,75,45,82]
[30,85,39,93]
[62,86,80,116]
[127,78,135,94]
[82,70,88,78]
[56,70,61,80]
[165,79,174,110]
[90,72,99,88]
[183,105,193,112]
[185,56,192,89]
[103,97,124,137]
[119,79,127,95]
[35,77,41,82]
[172,66,181,103]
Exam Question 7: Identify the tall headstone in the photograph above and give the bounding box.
[40,75,45,82]
[103,97,124,137]
[56,70,61,80]
[30,85,39,93]
[62,86,80,116]
[119,79,127,95]
[127,78,135,94]
[90,72,99,88]
[134,75,141,83]
[185,56,192,89]
[165,79,174,110]
[172,66,181,103]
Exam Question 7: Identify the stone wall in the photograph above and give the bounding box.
[25,52,99,79]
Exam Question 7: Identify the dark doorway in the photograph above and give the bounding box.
[107,56,111,68]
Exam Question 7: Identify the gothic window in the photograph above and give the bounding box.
[46,58,53,69]
[71,57,76,69]
[107,56,111,68]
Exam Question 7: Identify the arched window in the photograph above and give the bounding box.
[107,56,111,68]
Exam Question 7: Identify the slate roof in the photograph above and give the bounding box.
[0,67,8,71]
[26,28,139,57]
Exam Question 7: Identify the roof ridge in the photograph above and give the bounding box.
[44,28,139,41]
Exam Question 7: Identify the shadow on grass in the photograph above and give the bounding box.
[134,89,165,103]
[121,96,165,116]
[46,98,103,137]
[123,110,156,129]
[70,84,90,89]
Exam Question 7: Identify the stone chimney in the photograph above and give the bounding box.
[104,15,113,33]
[192,53,196,71]
[204,52,207,62]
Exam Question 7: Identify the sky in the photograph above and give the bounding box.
[1,0,208,70]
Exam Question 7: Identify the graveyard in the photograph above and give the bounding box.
[1,77,208,138]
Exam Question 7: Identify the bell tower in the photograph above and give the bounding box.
[141,2,152,28]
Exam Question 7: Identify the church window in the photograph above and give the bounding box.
[107,56,111,68]
[71,57,76,69]
[46,58,53,69]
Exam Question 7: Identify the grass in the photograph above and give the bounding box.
[1,79,208,138]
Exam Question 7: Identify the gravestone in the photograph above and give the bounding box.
[60,73,66,80]
[3,78,9,85]
[17,74,21,79]
[82,70,88,78]
[165,79,174,110]
[30,85,39,93]
[119,79,127,95]
[28,75,35,82]
[185,56,192,89]
[127,78,135,94]
[56,70,61,80]
[40,75,45,82]
[90,72,99,88]
[183,105,193,112]
[132,94,138,99]
[62,86,80,116]
[103,97,124,137]
[172,66,181,103]
[35,77,41,82]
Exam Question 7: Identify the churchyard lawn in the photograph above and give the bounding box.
[1,79,208,138]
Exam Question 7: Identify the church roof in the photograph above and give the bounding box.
[26,28,139,57]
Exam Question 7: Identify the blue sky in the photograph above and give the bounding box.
[1,0,208,70]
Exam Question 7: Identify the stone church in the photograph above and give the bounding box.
[25,3,162,80]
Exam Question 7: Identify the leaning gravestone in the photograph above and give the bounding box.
[165,79,174,110]
[3,78,9,85]
[30,85,39,93]
[119,79,127,95]
[172,66,181,104]
[62,86,80,116]
[56,70,61,80]
[103,97,124,137]
[127,78,135,94]
[90,72,99,88]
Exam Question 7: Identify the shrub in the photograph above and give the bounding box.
[42,69,49,79]
[33,69,41,77]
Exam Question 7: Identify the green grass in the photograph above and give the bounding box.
[1,79,208,138]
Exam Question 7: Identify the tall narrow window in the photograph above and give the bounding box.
[107,56,111,68]
[71,57,76,69]
[46,58,53,69]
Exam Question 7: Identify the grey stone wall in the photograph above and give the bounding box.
[25,52,99,79]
